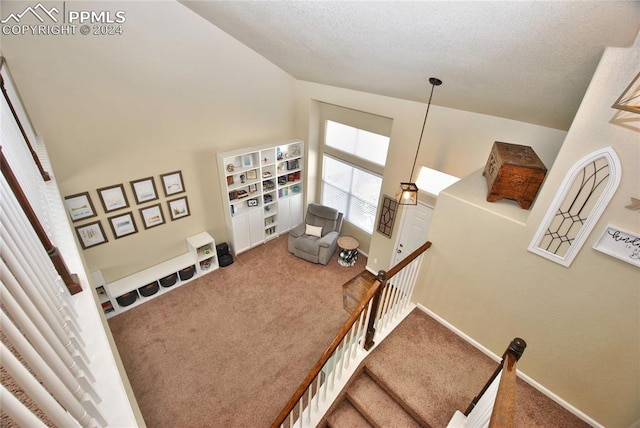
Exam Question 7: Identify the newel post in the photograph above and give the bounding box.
[364,270,387,350]
[1,148,82,294]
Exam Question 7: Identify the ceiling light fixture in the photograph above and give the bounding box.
[396,77,442,205]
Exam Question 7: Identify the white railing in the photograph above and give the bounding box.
[272,242,431,428]
[1,60,53,232]
[287,301,373,428]
[1,169,105,426]
[1,58,141,427]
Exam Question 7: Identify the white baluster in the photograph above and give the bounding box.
[1,342,83,428]
[1,312,107,426]
[0,384,48,427]
[0,194,84,344]
[1,186,81,334]
[0,232,88,360]
[1,281,100,403]
[0,259,93,379]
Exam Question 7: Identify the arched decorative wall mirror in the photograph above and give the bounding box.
[528,147,622,267]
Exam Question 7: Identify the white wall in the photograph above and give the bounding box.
[414,41,640,427]
[1,1,297,282]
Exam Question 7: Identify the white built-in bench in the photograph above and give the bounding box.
[107,253,194,296]
[97,232,218,318]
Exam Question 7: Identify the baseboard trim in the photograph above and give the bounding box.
[415,303,603,428]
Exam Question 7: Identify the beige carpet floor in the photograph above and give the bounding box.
[108,235,368,427]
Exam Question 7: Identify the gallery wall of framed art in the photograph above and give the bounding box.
[64,169,191,250]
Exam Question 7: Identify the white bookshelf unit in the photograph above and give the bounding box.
[96,232,218,318]
[217,139,304,255]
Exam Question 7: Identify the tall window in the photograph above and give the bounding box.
[321,120,390,234]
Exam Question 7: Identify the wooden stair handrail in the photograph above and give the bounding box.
[385,241,432,279]
[271,241,432,428]
[1,147,81,294]
[465,338,526,423]
[489,351,518,427]
[270,276,382,428]
[0,59,50,182]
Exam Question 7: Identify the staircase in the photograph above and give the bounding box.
[320,308,590,428]
[323,367,428,428]
[272,240,589,428]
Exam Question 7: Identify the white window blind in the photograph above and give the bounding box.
[325,120,389,166]
[322,155,382,234]
[320,113,389,235]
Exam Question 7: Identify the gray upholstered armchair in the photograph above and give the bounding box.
[288,203,343,265]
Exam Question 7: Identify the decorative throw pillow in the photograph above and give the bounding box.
[305,224,323,237]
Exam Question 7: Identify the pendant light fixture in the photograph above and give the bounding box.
[396,77,442,205]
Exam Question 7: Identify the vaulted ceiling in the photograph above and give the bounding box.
[180,1,639,130]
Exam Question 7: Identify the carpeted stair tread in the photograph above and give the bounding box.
[363,309,590,428]
[363,310,498,428]
[347,371,423,428]
[327,399,374,428]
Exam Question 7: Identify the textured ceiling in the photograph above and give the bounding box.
[180,1,640,130]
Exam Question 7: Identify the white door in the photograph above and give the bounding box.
[392,202,433,266]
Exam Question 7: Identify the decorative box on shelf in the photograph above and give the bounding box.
[482,141,547,210]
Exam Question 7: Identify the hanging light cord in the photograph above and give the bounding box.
[409,78,441,181]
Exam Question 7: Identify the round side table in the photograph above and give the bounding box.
[337,236,359,267]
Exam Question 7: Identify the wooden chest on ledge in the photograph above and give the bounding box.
[482,141,547,210]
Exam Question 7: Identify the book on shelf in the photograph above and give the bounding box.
[102,301,115,314]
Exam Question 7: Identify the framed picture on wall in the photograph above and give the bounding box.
[64,192,97,222]
[377,195,398,239]
[139,203,165,229]
[167,196,190,221]
[593,224,640,268]
[97,184,129,213]
[130,177,158,204]
[108,212,138,239]
[160,170,185,196]
[241,155,253,168]
[74,221,108,249]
